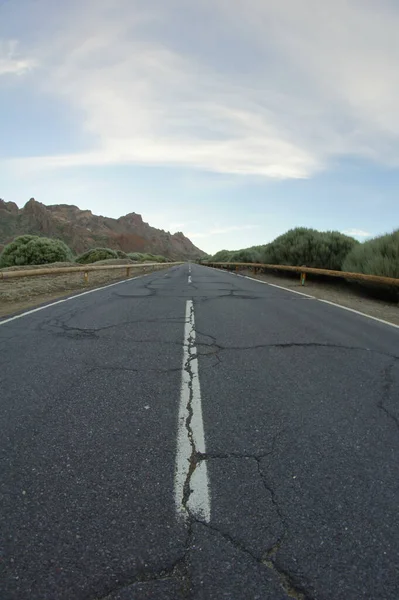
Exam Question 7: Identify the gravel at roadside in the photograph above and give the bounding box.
[0,265,161,317]
[237,268,399,326]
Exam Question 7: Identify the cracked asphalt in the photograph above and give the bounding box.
[1,263,399,600]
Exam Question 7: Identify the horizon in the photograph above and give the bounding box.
[2,196,395,256]
[1,0,399,254]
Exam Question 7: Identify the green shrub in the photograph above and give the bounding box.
[152,254,168,263]
[261,228,358,270]
[211,249,233,262]
[128,252,144,261]
[342,230,399,278]
[115,250,128,259]
[128,252,168,263]
[229,247,262,263]
[75,247,118,264]
[0,235,73,267]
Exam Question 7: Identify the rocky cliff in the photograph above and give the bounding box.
[0,198,205,260]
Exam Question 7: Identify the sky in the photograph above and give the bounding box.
[0,0,399,254]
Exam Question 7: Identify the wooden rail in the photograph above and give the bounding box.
[0,262,183,280]
[204,262,399,287]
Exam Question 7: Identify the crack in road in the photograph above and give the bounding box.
[378,361,399,431]
[39,312,188,339]
[255,458,313,600]
[90,365,182,374]
[94,554,189,600]
[191,449,314,600]
[192,517,313,600]
[3,265,398,600]
[194,338,399,362]
[181,302,201,519]
[195,292,262,304]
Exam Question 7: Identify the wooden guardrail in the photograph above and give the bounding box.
[203,262,399,287]
[0,262,183,281]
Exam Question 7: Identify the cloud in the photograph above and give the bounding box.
[342,228,372,238]
[4,0,399,176]
[0,40,36,76]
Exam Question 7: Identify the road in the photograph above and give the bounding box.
[1,263,399,600]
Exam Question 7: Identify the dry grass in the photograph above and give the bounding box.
[0,261,77,272]
[0,264,165,317]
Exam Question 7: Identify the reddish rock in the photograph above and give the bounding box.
[0,198,205,260]
[0,199,19,214]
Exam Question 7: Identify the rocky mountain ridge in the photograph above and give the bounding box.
[0,198,205,260]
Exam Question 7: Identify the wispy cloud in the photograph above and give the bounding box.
[0,40,36,76]
[342,228,372,238]
[4,0,399,178]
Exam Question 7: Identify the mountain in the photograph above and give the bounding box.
[0,198,206,260]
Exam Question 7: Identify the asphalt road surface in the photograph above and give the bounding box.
[1,263,399,600]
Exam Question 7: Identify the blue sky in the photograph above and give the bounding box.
[1,0,398,254]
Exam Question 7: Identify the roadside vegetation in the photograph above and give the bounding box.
[75,247,119,263]
[206,227,399,280]
[0,236,171,268]
[342,229,399,279]
[128,252,169,263]
[207,227,360,272]
[261,228,358,271]
[0,235,73,268]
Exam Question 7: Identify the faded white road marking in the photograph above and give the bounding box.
[318,299,399,330]
[236,274,315,298]
[0,273,149,327]
[188,275,192,284]
[175,300,211,522]
[208,268,399,329]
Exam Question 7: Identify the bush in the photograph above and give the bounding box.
[128,252,144,261]
[229,247,263,263]
[0,235,73,267]
[142,253,157,261]
[128,252,169,263]
[151,254,168,263]
[211,249,233,262]
[261,228,358,270]
[75,247,118,264]
[115,250,128,259]
[342,230,399,278]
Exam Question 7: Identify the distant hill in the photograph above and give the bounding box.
[0,198,205,260]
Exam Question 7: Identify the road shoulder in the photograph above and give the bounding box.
[233,268,399,326]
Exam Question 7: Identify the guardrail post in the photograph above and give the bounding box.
[126,267,131,277]
[84,271,89,284]
[301,272,306,286]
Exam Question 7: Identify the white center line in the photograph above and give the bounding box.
[188,275,192,284]
[175,300,211,522]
